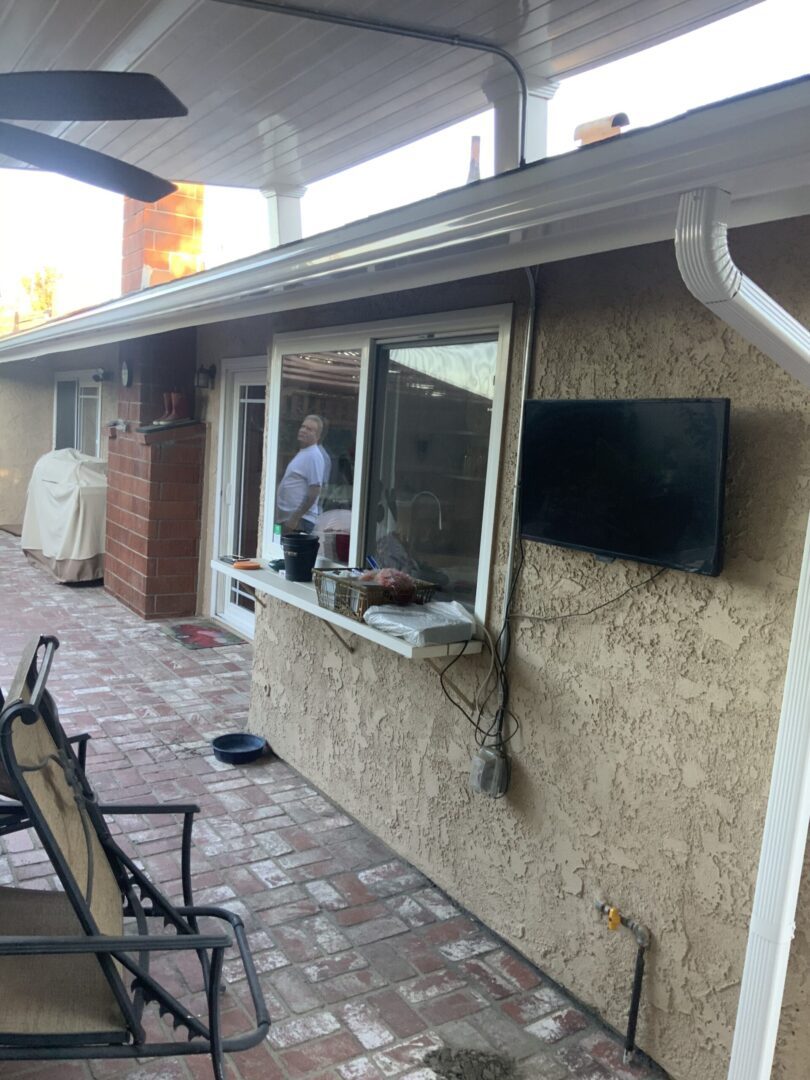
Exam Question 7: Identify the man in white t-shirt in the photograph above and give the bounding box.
[276,414,327,534]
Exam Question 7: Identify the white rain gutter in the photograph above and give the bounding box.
[675,186,810,1080]
[0,76,808,366]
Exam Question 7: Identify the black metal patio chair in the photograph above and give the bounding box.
[0,636,90,837]
[0,634,269,1078]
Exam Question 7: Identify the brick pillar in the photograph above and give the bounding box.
[105,329,202,619]
[122,183,205,295]
[105,424,205,619]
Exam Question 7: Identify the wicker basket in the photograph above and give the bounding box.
[313,569,435,622]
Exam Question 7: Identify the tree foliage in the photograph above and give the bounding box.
[20,265,60,316]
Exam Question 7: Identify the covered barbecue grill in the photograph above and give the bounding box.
[21,449,107,582]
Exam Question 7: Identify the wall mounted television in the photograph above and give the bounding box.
[519,398,730,576]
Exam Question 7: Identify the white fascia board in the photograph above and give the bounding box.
[0,76,808,366]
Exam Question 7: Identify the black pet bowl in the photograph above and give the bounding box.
[211,733,266,765]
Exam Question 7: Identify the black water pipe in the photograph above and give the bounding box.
[624,942,646,1063]
[594,900,651,1064]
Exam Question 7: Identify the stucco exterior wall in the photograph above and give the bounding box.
[0,343,119,524]
[245,216,810,1080]
[0,364,52,523]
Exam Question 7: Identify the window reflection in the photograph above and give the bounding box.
[274,351,360,560]
[78,385,100,457]
[365,338,497,604]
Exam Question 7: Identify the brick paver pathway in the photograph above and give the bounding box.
[0,533,665,1080]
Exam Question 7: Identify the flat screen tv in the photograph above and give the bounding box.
[519,398,730,576]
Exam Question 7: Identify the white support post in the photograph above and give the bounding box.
[489,80,558,173]
[261,184,306,248]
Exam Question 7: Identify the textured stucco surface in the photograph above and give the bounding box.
[0,343,119,523]
[0,364,52,523]
[243,216,810,1080]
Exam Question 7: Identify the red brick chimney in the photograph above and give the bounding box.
[122,183,205,294]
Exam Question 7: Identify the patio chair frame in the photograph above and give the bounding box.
[0,643,90,838]
[0,635,270,1078]
[0,730,89,836]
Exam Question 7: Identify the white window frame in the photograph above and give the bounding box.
[53,370,102,458]
[211,354,269,639]
[263,306,512,622]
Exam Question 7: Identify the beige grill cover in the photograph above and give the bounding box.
[22,449,107,582]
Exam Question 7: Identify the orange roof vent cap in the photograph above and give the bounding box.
[574,112,630,146]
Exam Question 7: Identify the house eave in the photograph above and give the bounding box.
[1,75,808,365]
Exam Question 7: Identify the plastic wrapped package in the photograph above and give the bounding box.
[363,600,475,646]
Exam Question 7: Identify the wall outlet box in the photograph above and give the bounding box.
[469,747,508,798]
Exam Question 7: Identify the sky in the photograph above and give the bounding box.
[0,0,807,315]
[0,172,122,313]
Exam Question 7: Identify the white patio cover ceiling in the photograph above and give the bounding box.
[1,74,807,366]
[0,0,760,189]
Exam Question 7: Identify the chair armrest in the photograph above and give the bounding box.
[99,802,200,816]
[101,804,199,914]
[66,732,90,771]
[0,931,230,956]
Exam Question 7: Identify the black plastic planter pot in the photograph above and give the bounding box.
[282,531,320,582]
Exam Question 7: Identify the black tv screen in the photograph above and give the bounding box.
[520,398,730,576]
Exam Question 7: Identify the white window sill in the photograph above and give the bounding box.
[211,560,483,660]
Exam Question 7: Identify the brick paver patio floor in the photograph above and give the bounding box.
[0,533,664,1080]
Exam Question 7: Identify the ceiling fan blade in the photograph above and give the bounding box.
[0,71,187,121]
[0,122,176,202]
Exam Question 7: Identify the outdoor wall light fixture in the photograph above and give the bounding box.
[91,368,110,382]
[194,364,216,390]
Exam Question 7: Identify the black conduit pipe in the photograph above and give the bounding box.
[624,942,646,1063]
[595,900,651,1064]
[213,0,530,165]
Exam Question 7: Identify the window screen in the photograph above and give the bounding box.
[55,380,78,450]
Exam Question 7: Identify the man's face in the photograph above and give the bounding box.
[297,418,320,446]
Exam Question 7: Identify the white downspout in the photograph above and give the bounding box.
[675,187,810,386]
[723,515,810,1080]
[675,186,810,1080]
